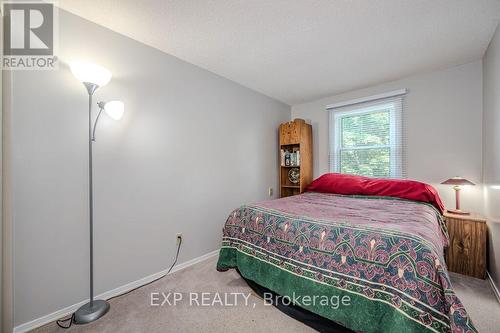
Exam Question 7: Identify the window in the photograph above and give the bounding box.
[328,91,405,178]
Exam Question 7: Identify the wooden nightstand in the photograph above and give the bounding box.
[444,212,487,279]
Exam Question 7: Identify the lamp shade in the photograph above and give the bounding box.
[70,61,112,87]
[104,101,124,120]
[441,176,475,186]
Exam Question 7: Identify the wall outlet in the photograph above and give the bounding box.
[268,187,273,197]
[176,233,183,244]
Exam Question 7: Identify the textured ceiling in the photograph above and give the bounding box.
[58,0,500,105]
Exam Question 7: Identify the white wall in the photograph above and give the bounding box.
[2,26,14,333]
[10,10,290,327]
[292,61,484,213]
[482,23,500,287]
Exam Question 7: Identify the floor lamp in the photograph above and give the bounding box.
[70,61,125,324]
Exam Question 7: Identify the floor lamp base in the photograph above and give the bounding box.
[74,299,110,325]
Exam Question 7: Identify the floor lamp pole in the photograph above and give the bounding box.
[88,85,95,309]
[74,82,110,324]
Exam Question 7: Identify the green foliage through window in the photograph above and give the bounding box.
[340,148,390,177]
[339,109,392,178]
[341,111,390,147]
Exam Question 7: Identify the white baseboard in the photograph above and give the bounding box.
[487,271,500,304]
[13,249,220,333]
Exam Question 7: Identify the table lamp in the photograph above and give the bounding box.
[441,176,475,215]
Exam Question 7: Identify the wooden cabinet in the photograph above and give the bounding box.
[279,119,312,198]
[444,212,487,279]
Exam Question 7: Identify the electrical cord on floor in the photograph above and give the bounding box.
[56,237,183,329]
[56,313,75,329]
[107,237,183,301]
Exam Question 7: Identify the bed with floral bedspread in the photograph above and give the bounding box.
[217,192,477,333]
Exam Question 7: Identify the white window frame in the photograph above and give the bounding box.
[329,94,404,178]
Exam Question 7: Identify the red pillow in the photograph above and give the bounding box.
[306,173,444,214]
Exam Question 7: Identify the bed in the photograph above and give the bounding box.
[216,174,478,333]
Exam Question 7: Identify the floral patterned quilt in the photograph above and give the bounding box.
[217,192,477,333]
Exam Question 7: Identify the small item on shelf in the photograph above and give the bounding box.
[296,150,300,166]
[290,147,299,166]
[280,149,285,166]
[285,150,291,166]
[288,168,300,184]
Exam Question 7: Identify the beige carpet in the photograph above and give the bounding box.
[31,256,500,333]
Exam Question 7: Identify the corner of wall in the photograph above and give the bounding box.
[2,68,14,333]
[481,20,500,292]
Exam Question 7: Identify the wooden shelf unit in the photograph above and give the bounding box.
[279,119,313,198]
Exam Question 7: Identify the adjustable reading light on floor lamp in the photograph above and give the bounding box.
[70,61,125,324]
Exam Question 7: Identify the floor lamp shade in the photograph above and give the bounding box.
[70,61,112,87]
[104,101,125,120]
